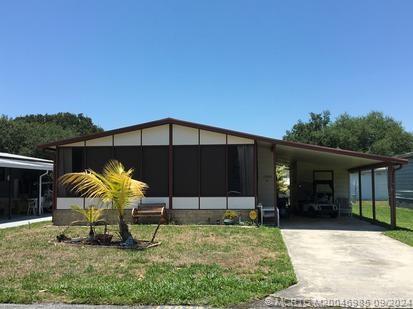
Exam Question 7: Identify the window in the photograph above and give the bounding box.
[58,147,85,197]
[114,146,142,179]
[173,146,199,196]
[85,147,114,173]
[142,146,168,197]
[200,146,226,196]
[227,145,254,196]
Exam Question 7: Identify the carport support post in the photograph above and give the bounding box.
[388,165,396,229]
[7,168,11,220]
[371,169,376,222]
[358,170,362,217]
[272,144,278,226]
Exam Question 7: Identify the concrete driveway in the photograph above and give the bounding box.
[267,217,413,307]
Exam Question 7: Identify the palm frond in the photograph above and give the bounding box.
[60,160,147,218]
[60,170,110,199]
[70,205,104,224]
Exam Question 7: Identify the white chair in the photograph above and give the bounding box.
[27,199,37,216]
[257,203,280,226]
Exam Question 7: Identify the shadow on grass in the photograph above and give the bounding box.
[353,213,413,232]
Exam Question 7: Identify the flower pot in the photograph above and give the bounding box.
[95,234,113,245]
[223,218,235,225]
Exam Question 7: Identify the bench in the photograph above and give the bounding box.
[131,203,167,224]
[131,203,167,243]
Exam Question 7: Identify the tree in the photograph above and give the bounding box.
[0,113,103,158]
[284,111,331,145]
[284,111,413,156]
[60,160,147,243]
[276,165,289,194]
[15,113,102,136]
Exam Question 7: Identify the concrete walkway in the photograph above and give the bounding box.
[0,305,204,309]
[0,216,51,229]
[263,217,413,308]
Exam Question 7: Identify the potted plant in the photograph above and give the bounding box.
[223,210,238,225]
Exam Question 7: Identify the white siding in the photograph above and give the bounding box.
[140,197,169,208]
[199,130,226,145]
[227,135,254,145]
[85,136,113,146]
[257,143,274,207]
[200,197,226,209]
[125,199,141,209]
[114,130,141,146]
[84,198,112,208]
[350,170,388,201]
[228,197,255,209]
[142,125,169,145]
[173,125,199,145]
[296,161,349,200]
[57,197,84,209]
[172,197,199,209]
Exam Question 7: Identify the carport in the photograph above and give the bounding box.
[272,141,407,228]
[0,152,53,220]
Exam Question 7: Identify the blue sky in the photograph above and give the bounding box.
[0,0,412,138]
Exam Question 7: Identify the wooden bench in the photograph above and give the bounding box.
[131,203,167,224]
[131,203,167,243]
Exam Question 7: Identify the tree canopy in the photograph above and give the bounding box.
[284,111,413,156]
[0,113,103,158]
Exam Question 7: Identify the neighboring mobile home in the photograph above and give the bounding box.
[0,152,53,220]
[350,168,388,202]
[39,118,407,227]
[396,152,413,208]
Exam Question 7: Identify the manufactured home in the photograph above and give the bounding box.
[39,118,407,227]
[396,152,413,208]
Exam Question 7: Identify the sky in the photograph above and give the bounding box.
[0,0,412,138]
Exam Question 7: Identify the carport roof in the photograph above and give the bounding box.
[0,152,53,171]
[38,118,407,170]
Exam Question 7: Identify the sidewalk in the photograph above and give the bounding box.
[0,216,52,229]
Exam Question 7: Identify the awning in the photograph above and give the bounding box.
[0,158,53,171]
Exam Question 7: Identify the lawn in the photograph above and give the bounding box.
[0,223,296,306]
[352,201,413,246]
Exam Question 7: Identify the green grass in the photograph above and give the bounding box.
[0,223,296,306]
[352,201,413,246]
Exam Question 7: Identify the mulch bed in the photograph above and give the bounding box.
[55,236,161,250]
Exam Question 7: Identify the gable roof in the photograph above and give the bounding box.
[38,117,407,166]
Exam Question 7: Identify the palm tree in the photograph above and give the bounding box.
[70,205,105,240]
[60,160,147,242]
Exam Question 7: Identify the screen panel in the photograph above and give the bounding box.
[142,146,169,197]
[227,145,254,196]
[58,147,85,197]
[85,147,114,173]
[173,146,199,196]
[200,145,226,196]
[114,146,142,179]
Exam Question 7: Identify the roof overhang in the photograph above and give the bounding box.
[274,143,403,171]
[37,117,407,169]
[0,152,53,171]
[0,158,53,171]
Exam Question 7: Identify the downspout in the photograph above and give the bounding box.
[38,170,49,215]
